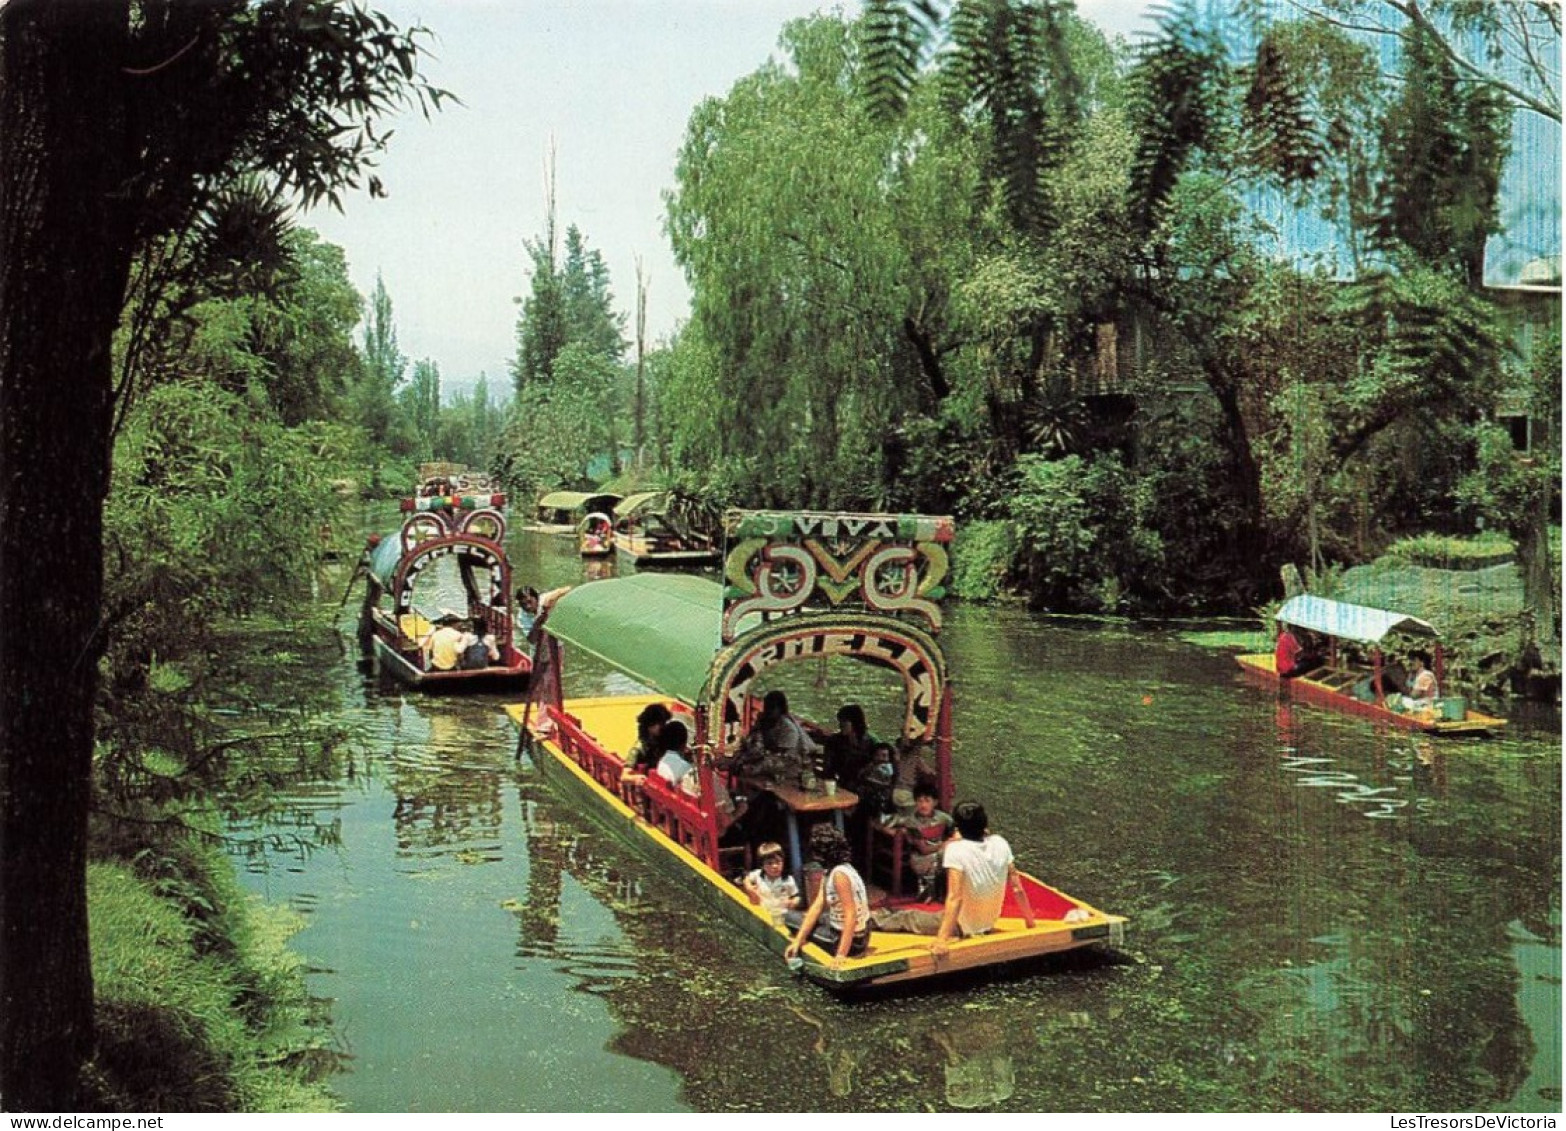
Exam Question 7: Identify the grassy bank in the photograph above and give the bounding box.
[82,842,336,1112]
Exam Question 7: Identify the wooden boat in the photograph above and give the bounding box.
[577,512,614,558]
[527,490,623,536]
[1236,594,1506,735]
[612,491,720,568]
[358,496,530,693]
[414,463,495,499]
[508,509,1126,991]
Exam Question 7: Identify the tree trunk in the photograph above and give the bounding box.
[1209,376,1271,596]
[1518,486,1559,647]
[1,0,135,1108]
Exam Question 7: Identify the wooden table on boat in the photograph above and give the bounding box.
[753,781,859,889]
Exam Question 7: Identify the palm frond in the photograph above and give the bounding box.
[1125,1,1229,239]
[860,0,946,121]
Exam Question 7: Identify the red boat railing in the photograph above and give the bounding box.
[541,704,724,872]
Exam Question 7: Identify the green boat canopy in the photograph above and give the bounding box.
[366,530,408,588]
[614,490,666,518]
[538,490,599,511]
[1277,595,1438,645]
[544,574,724,705]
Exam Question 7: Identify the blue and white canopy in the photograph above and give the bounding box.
[1276,595,1438,645]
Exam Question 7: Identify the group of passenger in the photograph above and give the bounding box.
[422,615,500,672]
[782,802,1052,970]
[622,702,742,825]
[1276,625,1441,711]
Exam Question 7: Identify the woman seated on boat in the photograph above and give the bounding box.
[1399,652,1439,711]
[1274,626,1324,679]
[869,801,1045,954]
[654,722,742,827]
[817,703,876,785]
[734,690,821,784]
[783,824,870,968]
[621,702,673,781]
[854,743,898,817]
[457,618,500,670]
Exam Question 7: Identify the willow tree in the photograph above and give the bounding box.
[0,1,441,1107]
[665,14,983,507]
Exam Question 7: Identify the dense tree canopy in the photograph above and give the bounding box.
[0,0,442,1106]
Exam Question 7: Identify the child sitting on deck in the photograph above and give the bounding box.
[742,842,800,918]
[896,785,954,901]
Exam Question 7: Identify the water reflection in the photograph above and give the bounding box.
[228,511,1559,1112]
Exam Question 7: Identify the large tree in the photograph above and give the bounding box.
[0,0,440,1107]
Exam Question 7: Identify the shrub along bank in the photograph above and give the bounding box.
[81,837,336,1111]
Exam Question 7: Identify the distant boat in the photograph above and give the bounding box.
[577,511,614,558]
[612,491,720,568]
[358,495,530,693]
[527,489,623,536]
[1236,595,1506,735]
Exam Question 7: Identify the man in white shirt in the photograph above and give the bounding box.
[870,801,1036,951]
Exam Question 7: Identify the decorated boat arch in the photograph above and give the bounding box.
[359,496,530,692]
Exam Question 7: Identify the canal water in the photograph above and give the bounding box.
[236,512,1561,1112]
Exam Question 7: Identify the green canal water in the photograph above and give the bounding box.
[235,517,1561,1112]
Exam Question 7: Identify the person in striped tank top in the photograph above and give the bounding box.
[783,824,870,968]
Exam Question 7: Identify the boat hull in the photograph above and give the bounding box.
[371,632,530,694]
[614,543,720,569]
[1236,653,1505,735]
[507,697,1126,991]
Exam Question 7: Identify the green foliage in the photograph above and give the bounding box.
[434,373,507,470]
[511,223,624,394]
[1007,451,1164,612]
[666,12,994,507]
[398,358,441,455]
[1373,19,1512,285]
[351,273,414,454]
[1125,1,1228,239]
[99,378,356,825]
[494,342,622,494]
[950,519,1021,600]
[84,859,335,1112]
[1383,532,1515,567]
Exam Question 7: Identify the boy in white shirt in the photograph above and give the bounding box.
[742,841,800,917]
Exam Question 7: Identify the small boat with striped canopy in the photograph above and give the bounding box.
[1236,595,1506,735]
[507,509,1125,990]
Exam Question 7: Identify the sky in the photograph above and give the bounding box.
[305,0,1159,395]
[304,1,1560,398]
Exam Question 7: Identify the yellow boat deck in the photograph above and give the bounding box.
[506,694,1125,988]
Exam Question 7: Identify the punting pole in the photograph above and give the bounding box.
[935,685,955,813]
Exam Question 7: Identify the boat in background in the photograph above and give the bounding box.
[528,489,623,536]
[1236,594,1506,735]
[358,494,530,693]
[509,509,1126,991]
[612,491,720,568]
[578,511,614,558]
